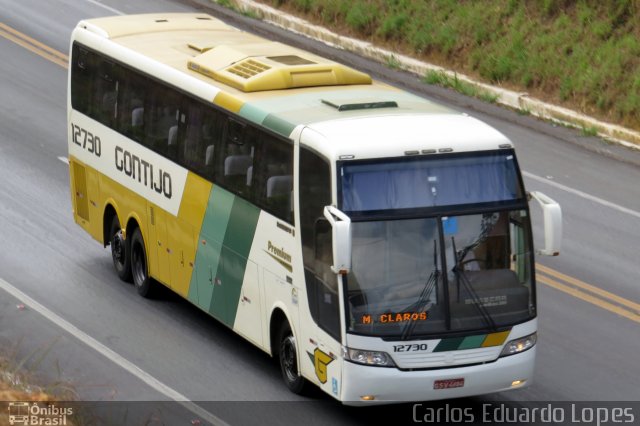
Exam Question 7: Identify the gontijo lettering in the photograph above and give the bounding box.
[115,146,172,199]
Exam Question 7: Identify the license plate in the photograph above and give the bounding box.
[433,378,465,389]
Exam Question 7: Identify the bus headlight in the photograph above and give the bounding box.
[500,332,537,357]
[343,347,396,367]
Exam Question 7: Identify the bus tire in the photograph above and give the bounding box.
[278,322,306,394]
[110,216,132,282]
[130,228,155,298]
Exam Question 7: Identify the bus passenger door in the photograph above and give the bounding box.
[298,143,343,398]
[303,220,343,397]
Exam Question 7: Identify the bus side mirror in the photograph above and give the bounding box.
[323,206,352,274]
[529,191,562,256]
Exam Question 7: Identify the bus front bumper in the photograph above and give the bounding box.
[340,346,535,405]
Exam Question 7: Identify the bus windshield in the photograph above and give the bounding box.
[340,152,533,338]
[340,150,523,214]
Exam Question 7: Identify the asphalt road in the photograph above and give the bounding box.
[1,0,639,424]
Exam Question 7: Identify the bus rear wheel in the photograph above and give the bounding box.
[278,322,306,394]
[110,216,131,282]
[130,228,155,298]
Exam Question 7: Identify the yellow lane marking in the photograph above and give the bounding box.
[0,23,68,61]
[537,273,640,324]
[0,22,68,68]
[537,263,640,313]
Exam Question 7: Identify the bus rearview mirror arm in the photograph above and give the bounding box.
[323,206,352,274]
[528,191,562,256]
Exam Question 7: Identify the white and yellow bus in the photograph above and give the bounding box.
[67,13,561,404]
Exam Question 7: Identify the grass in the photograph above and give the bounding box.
[0,341,82,425]
[215,0,235,8]
[518,106,532,116]
[215,0,262,19]
[255,0,640,131]
[241,9,261,19]
[385,54,402,70]
[423,70,498,104]
[0,340,77,401]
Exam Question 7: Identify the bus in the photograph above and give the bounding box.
[67,13,561,405]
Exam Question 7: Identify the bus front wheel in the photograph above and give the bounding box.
[110,216,131,282]
[130,228,155,298]
[278,322,306,394]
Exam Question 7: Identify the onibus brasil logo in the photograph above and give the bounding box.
[7,402,73,425]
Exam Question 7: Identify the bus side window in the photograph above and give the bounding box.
[178,100,223,179]
[145,80,180,157]
[70,45,117,128]
[182,103,205,175]
[252,132,293,223]
[70,44,92,115]
[219,118,253,197]
[201,106,224,179]
[117,71,147,143]
[94,60,118,128]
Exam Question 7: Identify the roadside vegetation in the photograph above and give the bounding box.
[257,0,640,130]
[0,355,56,402]
[0,350,77,425]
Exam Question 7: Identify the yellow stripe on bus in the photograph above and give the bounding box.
[213,91,244,113]
[178,173,212,225]
[481,330,510,347]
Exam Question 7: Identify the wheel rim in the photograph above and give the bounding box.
[281,334,299,382]
[132,242,146,286]
[112,230,125,267]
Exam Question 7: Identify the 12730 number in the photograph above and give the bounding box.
[71,123,101,157]
[393,343,428,353]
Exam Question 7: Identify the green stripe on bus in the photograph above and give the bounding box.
[239,103,269,125]
[208,196,260,326]
[222,196,260,256]
[433,337,465,352]
[202,186,235,242]
[188,185,234,308]
[458,334,487,350]
[433,333,503,352]
[262,114,296,138]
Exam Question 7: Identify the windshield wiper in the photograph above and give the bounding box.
[400,240,439,340]
[451,236,497,330]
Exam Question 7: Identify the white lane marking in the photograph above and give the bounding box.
[0,277,230,426]
[523,170,640,220]
[58,156,69,165]
[84,0,125,15]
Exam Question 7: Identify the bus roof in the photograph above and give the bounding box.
[302,114,511,161]
[75,13,511,158]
